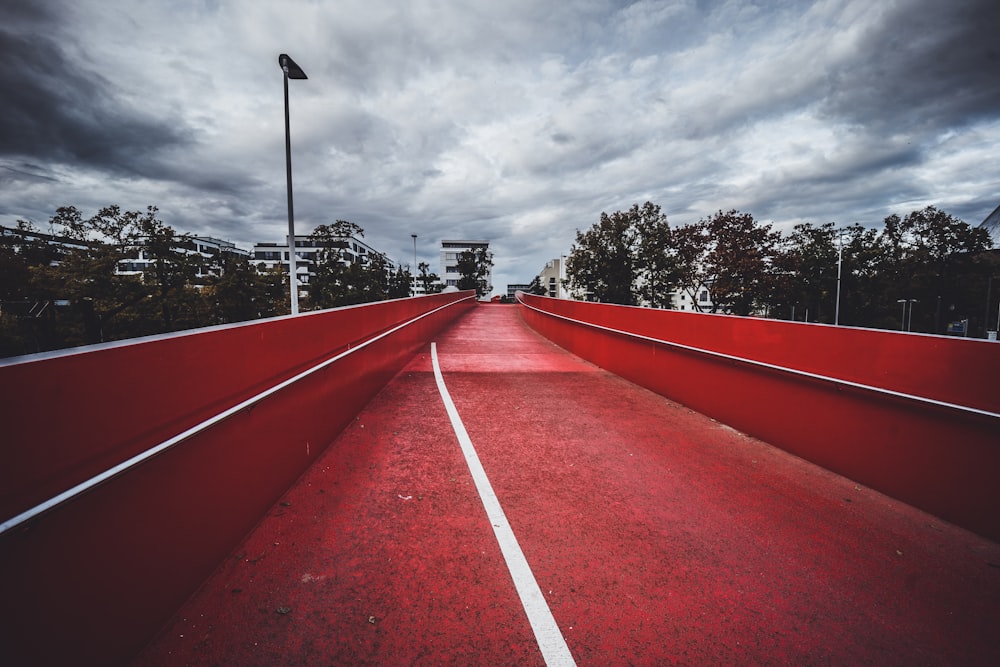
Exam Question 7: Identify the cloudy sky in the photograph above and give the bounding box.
[2,0,998,294]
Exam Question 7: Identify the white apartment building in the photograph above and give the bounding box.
[538,256,570,299]
[252,232,389,289]
[553,255,717,310]
[2,224,250,285]
[506,284,531,299]
[116,236,250,283]
[669,286,715,311]
[440,239,492,294]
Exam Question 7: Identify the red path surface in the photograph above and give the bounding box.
[135,305,1000,665]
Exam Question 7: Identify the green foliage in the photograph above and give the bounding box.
[207,258,287,323]
[565,202,673,305]
[417,262,443,295]
[0,208,413,358]
[564,202,994,334]
[766,222,838,321]
[456,248,494,297]
[634,203,677,308]
[864,207,993,332]
[669,221,710,311]
[528,275,548,296]
[304,221,411,309]
[702,210,782,316]
[566,207,638,304]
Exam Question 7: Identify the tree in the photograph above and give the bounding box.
[827,223,885,328]
[701,210,781,316]
[208,258,286,323]
[767,222,838,322]
[388,265,412,299]
[566,208,637,304]
[670,221,711,311]
[40,205,161,344]
[565,202,675,306]
[0,220,70,353]
[134,212,200,332]
[305,221,409,308]
[456,248,493,297]
[417,261,442,294]
[357,252,393,303]
[305,221,360,309]
[528,275,548,296]
[876,206,993,333]
[0,204,235,355]
[634,202,677,308]
[758,207,992,332]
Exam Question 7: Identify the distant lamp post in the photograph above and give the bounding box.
[411,234,418,296]
[834,230,843,326]
[279,53,307,315]
[897,298,918,332]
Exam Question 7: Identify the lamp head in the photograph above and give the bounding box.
[279,54,307,79]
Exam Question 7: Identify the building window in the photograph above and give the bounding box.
[699,290,709,302]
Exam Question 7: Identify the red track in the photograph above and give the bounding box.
[135,306,1000,665]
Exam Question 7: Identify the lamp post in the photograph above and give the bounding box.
[834,230,843,326]
[411,234,418,296]
[279,54,307,315]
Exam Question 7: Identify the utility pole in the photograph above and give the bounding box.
[834,230,843,325]
[411,234,418,296]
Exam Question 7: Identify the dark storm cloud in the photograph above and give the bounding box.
[820,0,1000,131]
[0,2,192,179]
[1,0,997,291]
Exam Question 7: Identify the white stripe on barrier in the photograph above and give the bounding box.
[0,296,475,536]
[516,295,1000,421]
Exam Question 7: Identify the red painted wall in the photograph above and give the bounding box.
[517,293,1000,543]
[0,292,475,666]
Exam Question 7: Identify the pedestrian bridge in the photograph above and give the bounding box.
[2,292,998,665]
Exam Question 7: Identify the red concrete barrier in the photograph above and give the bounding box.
[0,292,475,666]
[517,293,1000,543]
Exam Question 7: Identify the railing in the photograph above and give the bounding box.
[0,292,476,666]
[517,292,1000,543]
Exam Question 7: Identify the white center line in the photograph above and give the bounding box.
[431,342,576,667]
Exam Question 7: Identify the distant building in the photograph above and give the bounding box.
[538,257,569,299]
[0,224,96,259]
[980,203,1000,247]
[252,231,389,291]
[1,225,250,286]
[669,286,715,312]
[440,239,492,294]
[507,284,531,299]
[410,274,444,296]
[117,236,250,283]
[410,276,424,296]
[0,225,96,316]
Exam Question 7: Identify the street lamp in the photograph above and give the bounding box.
[411,234,418,296]
[834,230,843,326]
[279,53,307,315]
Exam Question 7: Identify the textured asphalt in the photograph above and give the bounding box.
[134,305,1000,665]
